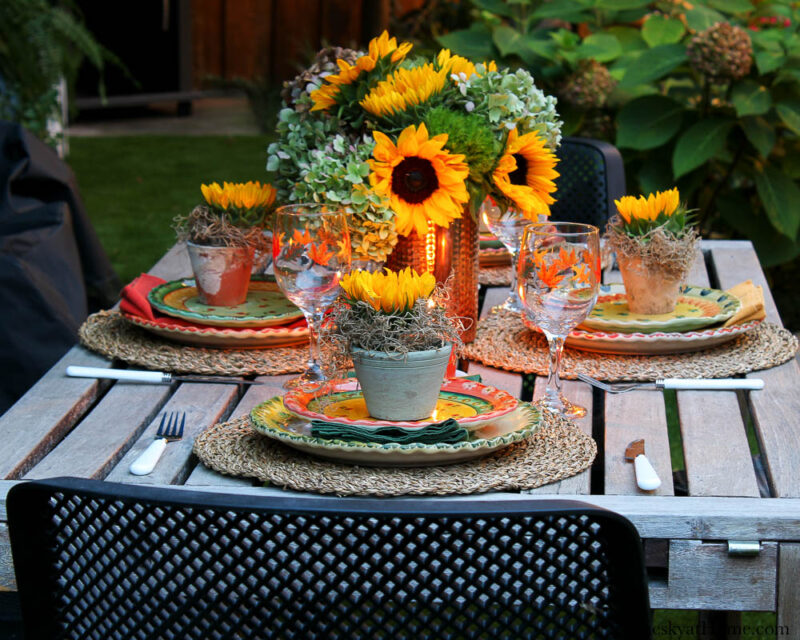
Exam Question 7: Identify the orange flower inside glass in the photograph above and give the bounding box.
[527,246,598,290]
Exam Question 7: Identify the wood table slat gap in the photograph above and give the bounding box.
[0,346,113,479]
[709,247,800,498]
[674,252,761,498]
[525,378,593,495]
[676,391,760,498]
[605,391,674,496]
[23,381,173,480]
[184,375,294,487]
[105,382,240,485]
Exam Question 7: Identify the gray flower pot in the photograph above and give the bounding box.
[350,343,452,421]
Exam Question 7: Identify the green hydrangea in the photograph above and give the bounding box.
[267,108,397,261]
[454,66,562,150]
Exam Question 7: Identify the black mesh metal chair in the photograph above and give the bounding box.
[8,478,652,639]
[550,137,626,231]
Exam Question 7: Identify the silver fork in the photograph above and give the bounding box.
[576,373,764,393]
[129,411,186,475]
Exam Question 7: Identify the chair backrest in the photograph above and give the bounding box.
[8,478,652,640]
[550,137,626,230]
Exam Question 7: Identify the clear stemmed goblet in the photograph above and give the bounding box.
[517,222,600,418]
[273,204,351,389]
[480,199,530,312]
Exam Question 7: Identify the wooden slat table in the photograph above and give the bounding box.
[1,239,799,636]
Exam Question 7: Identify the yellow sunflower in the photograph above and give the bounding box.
[436,49,497,79]
[360,64,448,118]
[310,31,412,112]
[340,267,436,313]
[369,123,470,237]
[201,181,276,211]
[492,129,559,220]
[615,188,680,223]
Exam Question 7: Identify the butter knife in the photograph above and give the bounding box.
[66,365,260,385]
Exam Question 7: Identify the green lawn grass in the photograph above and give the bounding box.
[68,135,274,284]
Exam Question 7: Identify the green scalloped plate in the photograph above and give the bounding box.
[149,275,303,328]
[250,397,542,467]
[579,283,741,334]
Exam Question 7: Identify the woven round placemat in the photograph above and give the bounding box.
[463,308,798,381]
[79,310,307,375]
[479,266,512,286]
[193,412,596,496]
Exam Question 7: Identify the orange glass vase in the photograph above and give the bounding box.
[386,212,479,342]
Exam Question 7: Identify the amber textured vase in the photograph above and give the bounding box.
[386,211,479,342]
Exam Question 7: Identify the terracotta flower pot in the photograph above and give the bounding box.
[617,254,682,315]
[187,241,254,306]
[351,343,452,421]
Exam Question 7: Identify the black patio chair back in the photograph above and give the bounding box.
[8,478,652,639]
[550,137,626,231]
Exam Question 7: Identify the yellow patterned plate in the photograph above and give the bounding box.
[250,398,541,467]
[283,378,519,431]
[149,275,304,328]
[580,283,741,334]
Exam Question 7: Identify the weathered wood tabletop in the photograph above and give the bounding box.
[1,239,799,636]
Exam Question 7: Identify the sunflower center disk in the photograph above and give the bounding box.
[392,157,439,204]
[509,154,529,186]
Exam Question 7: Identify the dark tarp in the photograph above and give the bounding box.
[0,122,120,414]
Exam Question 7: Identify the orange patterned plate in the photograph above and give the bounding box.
[123,313,309,348]
[283,378,519,431]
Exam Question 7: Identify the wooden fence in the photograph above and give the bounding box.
[191,0,425,85]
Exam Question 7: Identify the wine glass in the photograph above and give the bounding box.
[480,199,530,312]
[517,222,600,418]
[273,204,351,389]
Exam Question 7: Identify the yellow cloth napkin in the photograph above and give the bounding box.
[723,280,766,327]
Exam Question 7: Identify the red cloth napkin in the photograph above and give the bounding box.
[119,273,307,330]
[120,274,166,321]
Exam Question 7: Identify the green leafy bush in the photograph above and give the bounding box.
[0,0,115,147]
[439,0,800,265]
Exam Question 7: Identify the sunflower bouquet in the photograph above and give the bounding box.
[267,31,563,262]
[605,187,699,314]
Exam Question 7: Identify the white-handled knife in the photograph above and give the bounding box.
[656,378,764,390]
[577,373,764,393]
[625,439,661,492]
[66,366,259,385]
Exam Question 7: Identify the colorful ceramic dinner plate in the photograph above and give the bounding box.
[122,313,309,348]
[580,283,741,334]
[564,319,762,355]
[250,397,541,466]
[148,275,304,328]
[283,378,519,431]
